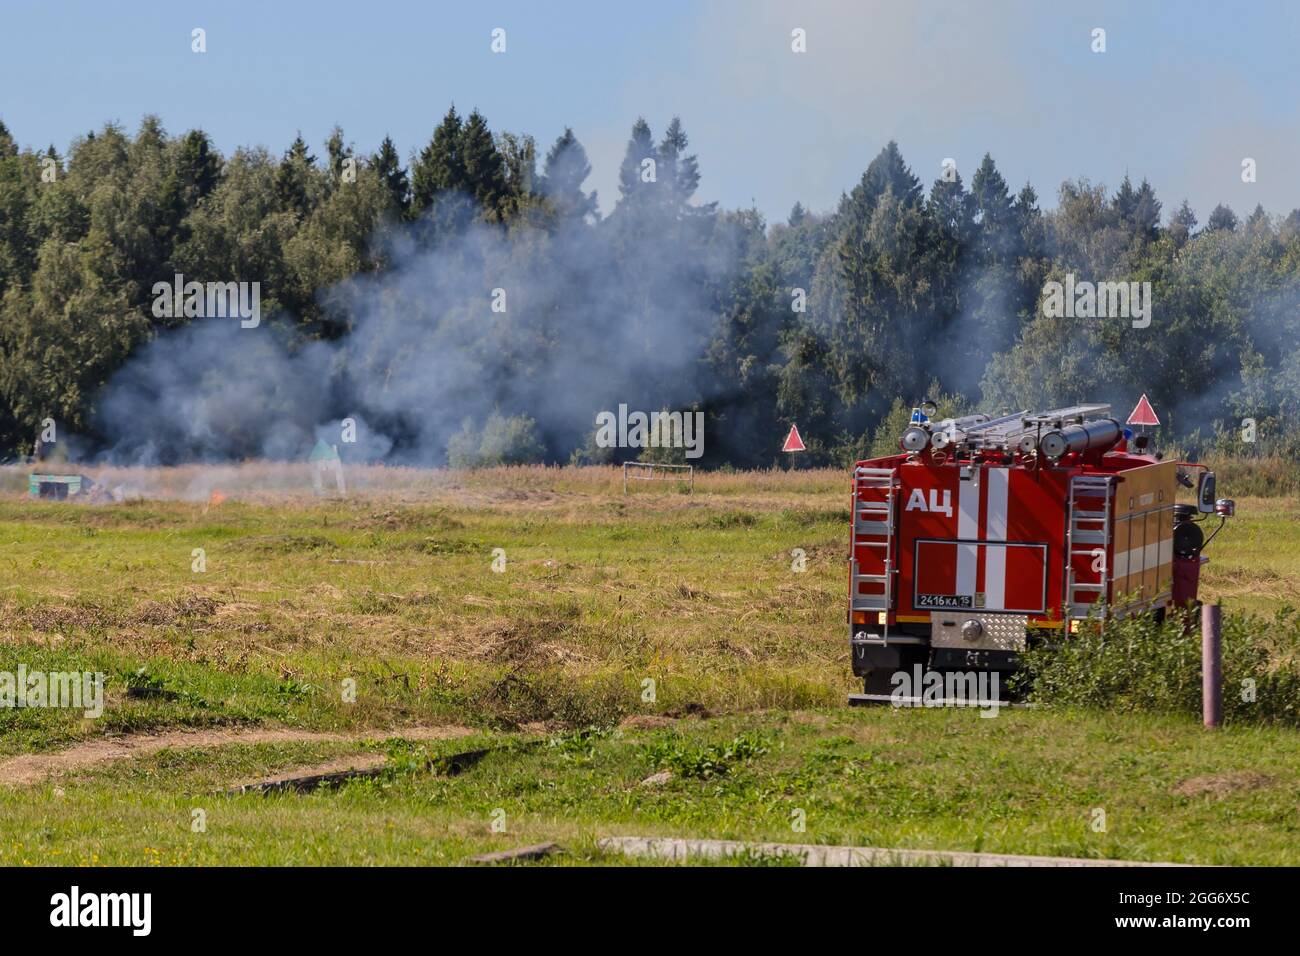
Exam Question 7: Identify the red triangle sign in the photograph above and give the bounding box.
[1127,393,1161,427]
[782,424,806,452]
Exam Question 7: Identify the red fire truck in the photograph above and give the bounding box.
[848,402,1234,702]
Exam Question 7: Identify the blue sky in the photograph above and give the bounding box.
[3,0,1298,224]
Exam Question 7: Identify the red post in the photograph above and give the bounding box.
[1202,604,1222,728]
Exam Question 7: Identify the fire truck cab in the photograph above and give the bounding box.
[848,403,1233,701]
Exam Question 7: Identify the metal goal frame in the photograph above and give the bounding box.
[622,461,694,494]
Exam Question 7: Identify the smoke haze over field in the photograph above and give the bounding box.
[95,197,744,466]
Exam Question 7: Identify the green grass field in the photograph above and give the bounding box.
[0,464,1296,865]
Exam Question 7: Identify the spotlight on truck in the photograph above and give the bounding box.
[900,426,930,452]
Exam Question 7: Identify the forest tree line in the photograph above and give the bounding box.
[1,109,1298,467]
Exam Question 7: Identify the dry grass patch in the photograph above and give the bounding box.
[459,617,597,667]
[1172,771,1274,799]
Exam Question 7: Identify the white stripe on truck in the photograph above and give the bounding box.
[956,473,979,596]
[984,468,1009,609]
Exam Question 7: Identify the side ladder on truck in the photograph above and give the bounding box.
[850,466,899,644]
[1065,474,1115,624]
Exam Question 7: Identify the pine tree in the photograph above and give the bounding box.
[971,154,1012,223]
[1131,179,1161,239]
[369,135,409,216]
[0,119,16,158]
[927,172,975,246]
[135,114,167,155]
[458,110,509,217]
[658,116,700,207]
[325,125,352,186]
[541,127,596,221]
[1011,183,1048,325]
[173,130,222,203]
[815,141,934,411]
[1169,199,1197,245]
[853,141,923,216]
[617,118,656,206]
[1013,183,1041,236]
[970,154,1016,262]
[1112,174,1139,227]
[1207,203,1238,232]
[0,119,34,301]
[927,171,976,343]
[962,161,1016,393]
[275,134,317,218]
[410,106,464,215]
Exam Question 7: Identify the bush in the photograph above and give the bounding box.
[637,408,691,465]
[446,412,545,468]
[1015,607,1300,726]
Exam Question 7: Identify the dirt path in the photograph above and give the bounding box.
[0,724,477,787]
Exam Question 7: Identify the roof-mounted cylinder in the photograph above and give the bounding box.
[1038,418,1122,460]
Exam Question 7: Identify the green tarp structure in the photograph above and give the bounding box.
[28,474,91,499]
[308,439,339,462]
[308,440,346,496]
